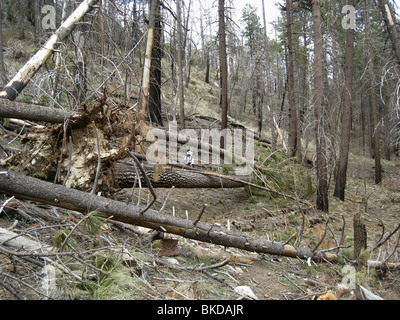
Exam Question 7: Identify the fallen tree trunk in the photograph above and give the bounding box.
[0,170,338,262]
[0,100,74,123]
[367,260,400,271]
[111,161,248,188]
[0,0,99,101]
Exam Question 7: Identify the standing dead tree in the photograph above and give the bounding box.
[286,0,298,158]
[218,0,229,139]
[378,0,400,67]
[137,0,158,125]
[176,0,186,130]
[312,0,328,212]
[333,0,356,199]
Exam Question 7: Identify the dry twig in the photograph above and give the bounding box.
[372,222,400,252]
[127,151,157,214]
[91,121,101,194]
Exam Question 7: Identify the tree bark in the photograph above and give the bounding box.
[205,51,210,84]
[353,212,367,261]
[148,0,163,126]
[313,0,329,212]
[365,0,382,184]
[333,0,355,200]
[137,0,156,124]
[286,0,297,158]
[0,170,338,263]
[378,0,400,66]
[0,100,73,123]
[218,0,229,145]
[0,0,99,101]
[176,0,185,129]
[0,97,106,133]
[0,0,8,86]
[367,260,400,271]
[262,0,273,146]
[72,30,87,105]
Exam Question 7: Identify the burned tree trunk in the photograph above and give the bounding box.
[148,0,163,126]
[176,0,185,129]
[218,0,228,136]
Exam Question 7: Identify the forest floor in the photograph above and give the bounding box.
[1,144,400,300]
[1,24,399,301]
[146,152,400,300]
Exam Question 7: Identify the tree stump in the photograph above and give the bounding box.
[353,212,367,261]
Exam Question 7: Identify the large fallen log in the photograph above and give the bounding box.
[111,161,249,188]
[0,100,74,123]
[0,170,338,262]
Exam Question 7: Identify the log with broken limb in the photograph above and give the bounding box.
[0,0,99,101]
[0,170,338,262]
[111,160,249,188]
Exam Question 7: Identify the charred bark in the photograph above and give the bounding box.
[148,0,163,126]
